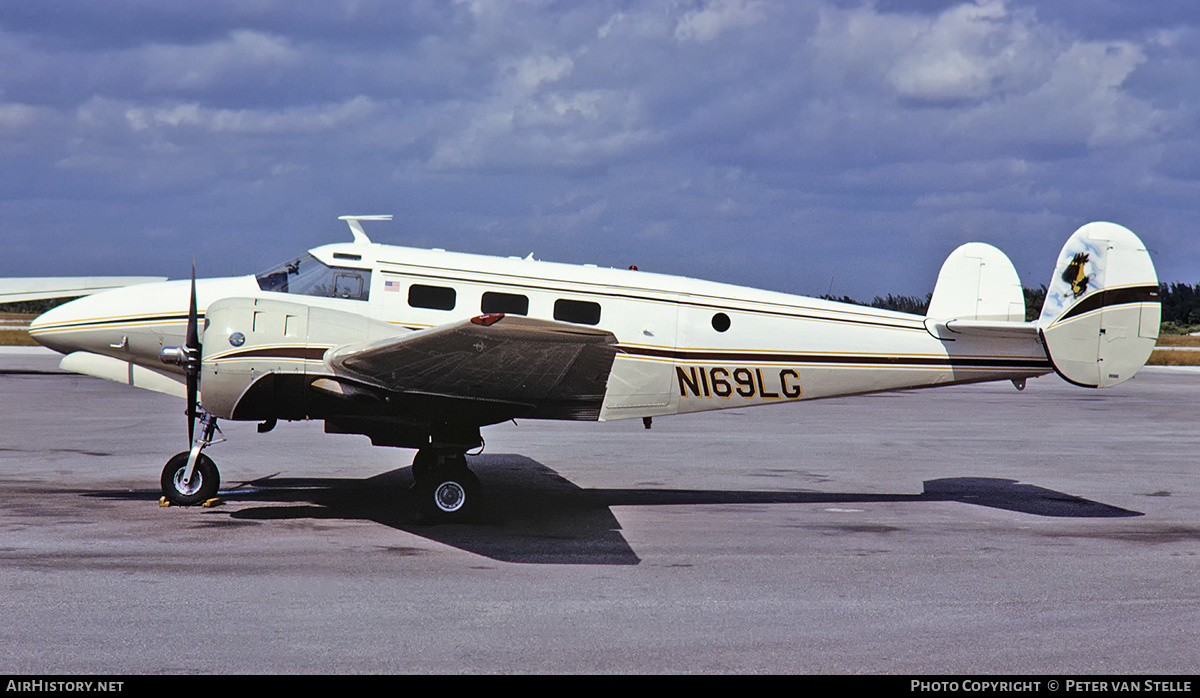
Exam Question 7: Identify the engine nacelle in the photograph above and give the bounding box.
[197,297,404,420]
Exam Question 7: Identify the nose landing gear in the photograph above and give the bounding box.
[161,412,222,506]
[161,452,219,505]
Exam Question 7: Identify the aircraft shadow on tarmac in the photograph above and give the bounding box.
[81,453,1142,565]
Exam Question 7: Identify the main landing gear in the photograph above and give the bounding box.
[409,448,480,523]
[157,411,482,521]
[161,412,223,506]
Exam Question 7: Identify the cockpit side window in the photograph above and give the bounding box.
[255,254,371,301]
[332,272,365,299]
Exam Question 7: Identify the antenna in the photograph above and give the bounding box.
[338,215,392,244]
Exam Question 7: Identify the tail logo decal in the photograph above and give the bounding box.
[1062,252,1090,299]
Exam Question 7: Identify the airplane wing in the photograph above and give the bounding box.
[0,276,167,304]
[326,314,618,421]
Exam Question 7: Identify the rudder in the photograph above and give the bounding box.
[1037,222,1160,388]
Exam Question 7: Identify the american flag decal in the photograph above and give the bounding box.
[384,280,401,292]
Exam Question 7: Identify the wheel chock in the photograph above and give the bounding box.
[159,496,222,507]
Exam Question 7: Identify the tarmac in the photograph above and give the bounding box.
[2,347,1198,673]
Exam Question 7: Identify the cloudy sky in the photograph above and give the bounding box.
[1,0,1197,300]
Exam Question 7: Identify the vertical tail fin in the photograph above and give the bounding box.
[926,242,1026,322]
[1037,222,1160,388]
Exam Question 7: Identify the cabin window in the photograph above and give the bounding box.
[481,292,529,316]
[409,284,456,311]
[554,299,601,325]
[712,312,731,332]
[255,254,371,301]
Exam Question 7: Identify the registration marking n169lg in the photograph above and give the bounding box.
[676,366,802,400]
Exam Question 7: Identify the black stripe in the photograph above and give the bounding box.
[618,345,1051,370]
[219,347,328,361]
[32,313,195,332]
[1059,285,1160,323]
[220,344,1048,371]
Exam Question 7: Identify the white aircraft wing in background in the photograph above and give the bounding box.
[0,277,167,304]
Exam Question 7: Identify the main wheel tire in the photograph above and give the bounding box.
[161,452,220,506]
[415,467,480,523]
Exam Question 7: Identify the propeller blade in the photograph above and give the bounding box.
[186,262,201,444]
[187,261,200,353]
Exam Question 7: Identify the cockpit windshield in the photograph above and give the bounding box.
[255,254,371,301]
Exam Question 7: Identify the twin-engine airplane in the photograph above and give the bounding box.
[29,217,1160,521]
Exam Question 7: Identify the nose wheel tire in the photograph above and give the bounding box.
[161,452,220,506]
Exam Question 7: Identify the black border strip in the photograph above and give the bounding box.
[212,344,1050,371]
[1058,285,1159,323]
[30,313,195,332]
[215,347,328,361]
[619,345,1051,369]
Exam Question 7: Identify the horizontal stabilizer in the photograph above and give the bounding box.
[933,319,1038,339]
[1037,222,1160,388]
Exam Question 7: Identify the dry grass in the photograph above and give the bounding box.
[1147,349,1200,366]
[0,313,35,345]
[0,329,37,346]
[1149,333,1200,364]
[1155,334,1200,347]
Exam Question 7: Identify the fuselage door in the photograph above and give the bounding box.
[602,293,678,410]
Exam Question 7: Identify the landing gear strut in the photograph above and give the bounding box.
[409,448,480,522]
[161,412,223,505]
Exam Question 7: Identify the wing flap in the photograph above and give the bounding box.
[327,315,618,420]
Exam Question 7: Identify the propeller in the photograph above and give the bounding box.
[159,263,203,444]
[185,261,201,444]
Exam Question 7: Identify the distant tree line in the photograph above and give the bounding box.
[0,297,77,314]
[819,292,934,316]
[1159,282,1200,331]
[822,282,1200,331]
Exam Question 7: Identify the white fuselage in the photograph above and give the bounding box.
[29,238,1053,422]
